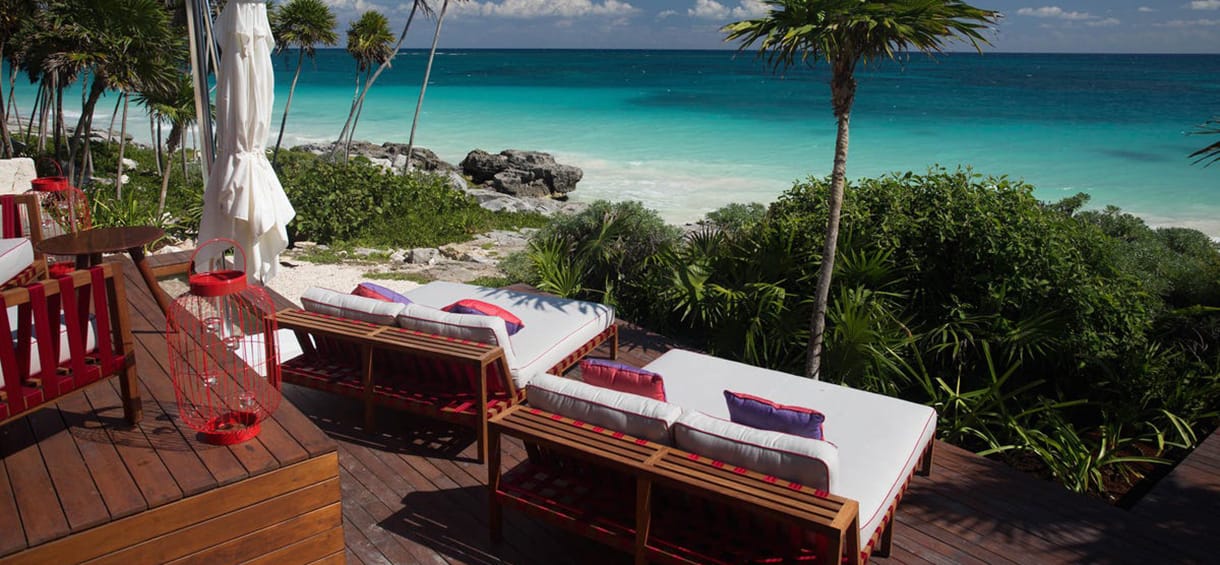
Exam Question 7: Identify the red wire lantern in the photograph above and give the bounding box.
[167,239,281,445]
[29,159,92,277]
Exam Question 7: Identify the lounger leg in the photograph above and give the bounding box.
[917,440,934,477]
[635,477,653,565]
[609,325,619,360]
[488,427,504,544]
[874,518,894,558]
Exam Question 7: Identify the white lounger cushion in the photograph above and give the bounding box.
[673,410,838,492]
[402,282,615,388]
[2,306,98,388]
[644,349,937,545]
[301,287,405,325]
[395,303,518,370]
[0,238,33,286]
[527,373,681,445]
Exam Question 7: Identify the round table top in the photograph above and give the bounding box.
[36,226,166,256]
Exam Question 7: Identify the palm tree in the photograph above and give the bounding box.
[404,0,460,170]
[724,0,998,379]
[1190,116,1219,167]
[138,72,196,215]
[337,10,394,162]
[0,0,35,157]
[28,0,179,187]
[269,0,337,165]
[332,1,431,163]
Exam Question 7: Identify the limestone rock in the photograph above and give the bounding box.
[0,158,37,195]
[460,149,582,197]
[408,248,439,265]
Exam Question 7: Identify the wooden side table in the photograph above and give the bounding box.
[36,226,172,314]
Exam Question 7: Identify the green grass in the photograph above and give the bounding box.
[467,275,514,288]
[292,245,391,265]
[364,271,434,284]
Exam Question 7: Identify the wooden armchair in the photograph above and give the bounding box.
[0,264,141,426]
[0,193,48,290]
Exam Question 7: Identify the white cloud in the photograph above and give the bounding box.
[688,0,767,20]
[689,0,730,19]
[455,0,638,19]
[1156,17,1220,26]
[1190,0,1220,10]
[1086,17,1121,27]
[1138,6,1156,11]
[657,9,678,18]
[1016,6,1094,20]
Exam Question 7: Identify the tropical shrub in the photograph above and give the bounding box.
[518,168,1220,498]
[275,151,544,247]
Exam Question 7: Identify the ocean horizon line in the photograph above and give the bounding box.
[303,47,1219,56]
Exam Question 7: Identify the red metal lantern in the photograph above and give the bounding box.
[167,239,281,445]
[29,158,91,235]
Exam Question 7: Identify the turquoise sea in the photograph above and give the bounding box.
[8,50,1220,233]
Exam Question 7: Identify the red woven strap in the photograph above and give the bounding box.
[0,290,21,411]
[28,283,57,383]
[0,195,18,239]
[56,273,90,380]
[89,267,117,374]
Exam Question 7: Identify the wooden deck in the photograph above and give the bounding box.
[3,254,1218,564]
[0,258,343,563]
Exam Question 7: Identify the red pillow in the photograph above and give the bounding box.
[580,359,666,401]
[442,299,525,335]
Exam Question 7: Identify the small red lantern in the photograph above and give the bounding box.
[167,239,281,445]
[29,158,91,234]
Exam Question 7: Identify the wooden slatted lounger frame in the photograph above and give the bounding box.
[277,307,522,463]
[488,404,865,565]
[0,264,141,426]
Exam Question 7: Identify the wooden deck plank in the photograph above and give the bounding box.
[0,457,29,556]
[25,408,110,532]
[2,419,71,546]
[54,390,148,521]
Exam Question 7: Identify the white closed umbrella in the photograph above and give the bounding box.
[197,0,294,283]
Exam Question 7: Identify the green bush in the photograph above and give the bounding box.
[528,200,681,313]
[527,167,1220,498]
[275,151,545,247]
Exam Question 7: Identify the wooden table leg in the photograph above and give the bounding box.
[127,246,172,315]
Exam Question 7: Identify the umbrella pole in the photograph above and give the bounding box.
[185,0,215,180]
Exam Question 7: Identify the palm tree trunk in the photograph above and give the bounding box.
[115,93,130,199]
[69,81,105,185]
[331,1,422,162]
[805,83,855,380]
[344,69,372,160]
[0,44,11,158]
[405,0,449,171]
[54,79,66,161]
[6,65,20,132]
[158,129,180,215]
[107,95,123,142]
[273,48,306,166]
[35,82,49,152]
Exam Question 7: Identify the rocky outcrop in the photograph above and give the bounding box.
[294,141,455,174]
[291,142,586,217]
[460,149,582,198]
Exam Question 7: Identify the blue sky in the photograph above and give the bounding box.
[318,1,1220,52]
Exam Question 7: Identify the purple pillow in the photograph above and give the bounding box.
[580,359,666,401]
[724,390,825,440]
[352,282,413,306]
